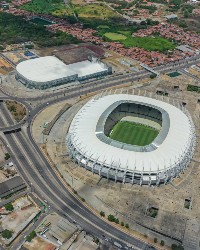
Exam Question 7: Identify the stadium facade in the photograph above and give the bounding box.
[66,93,196,185]
[16,56,111,89]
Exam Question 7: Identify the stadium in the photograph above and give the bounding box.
[15,56,111,89]
[66,93,196,185]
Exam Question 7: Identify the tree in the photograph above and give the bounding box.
[121,221,124,226]
[160,240,164,246]
[4,153,10,160]
[154,238,158,243]
[150,73,157,79]
[100,211,105,217]
[26,231,36,242]
[183,10,189,18]
[115,218,119,224]
[4,203,14,211]
[108,214,116,222]
[140,20,147,26]
[2,229,13,239]
[125,223,129,229]
[171,244,184,250]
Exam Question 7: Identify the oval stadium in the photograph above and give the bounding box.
[66,93,196,185]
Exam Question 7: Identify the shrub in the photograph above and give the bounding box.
[154,238,158,243]
[4,203,14,211]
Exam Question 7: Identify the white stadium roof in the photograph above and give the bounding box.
[67,60,107,77]
[16,56,77,83]
[68,94,194,173]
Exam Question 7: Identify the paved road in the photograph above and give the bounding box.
[1,53,200,105]
[3,130,154,250]
[179,69,200,82]
[1,54,200,249]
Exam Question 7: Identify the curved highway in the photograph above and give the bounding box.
[1,55,200,249]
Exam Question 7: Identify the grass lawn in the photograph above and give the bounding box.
[74,4,119,19]
[104,32,127,41]
[21,0,65,14]
[109,121,159,146]
[122,36,176,51]
[118,30,132,36]
[21,1,118,19]
[98,25,110,29]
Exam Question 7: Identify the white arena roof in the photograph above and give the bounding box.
[16,56,77,83]
[67,60,108,78]
[67,94,195,175]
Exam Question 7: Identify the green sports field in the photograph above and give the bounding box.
[109,121,159,146]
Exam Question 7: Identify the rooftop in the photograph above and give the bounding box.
[16,56,77,83]
[0,176,26,198]
[68,94,194,173]
[66,59,108,78]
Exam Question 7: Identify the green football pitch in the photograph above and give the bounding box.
[109,121,159,146]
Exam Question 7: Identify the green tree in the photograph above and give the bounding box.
[115,218,119,224]
[26,231,36,242]
[125,223,129,229]
[171,244,184,250]
[108,214,116,222]
[2,229,13,239]
[4,203,14,211]
[121,221,124,226]
[154,238,157,243]
[160,240,164,246]
[150,73,157,79]
[4,153,10,160]
[100,211,105,217]
[183,10,189,18]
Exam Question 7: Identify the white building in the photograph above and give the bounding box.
[16,56,111,89]
[67,93,196,185]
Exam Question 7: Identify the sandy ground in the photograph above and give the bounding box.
[0,58,13,75]
[32,98,78,143]
[23,236,56,250]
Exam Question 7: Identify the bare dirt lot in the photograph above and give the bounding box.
[0,57,13,75]
[38,43,105,64]
[23,236,56,250]
[5,100,26,122]
[181,16,200,33]
[1,196,39,234]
